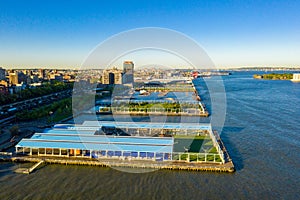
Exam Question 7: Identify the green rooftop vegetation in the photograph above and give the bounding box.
[173,135,216,153]
[111,102,201,113]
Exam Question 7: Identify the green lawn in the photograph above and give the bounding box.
[174,135,216,153]
[117,102,199,112]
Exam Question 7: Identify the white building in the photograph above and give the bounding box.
[291,73,300,82]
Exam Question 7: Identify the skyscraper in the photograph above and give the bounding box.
[122,61,134,85]
[0,67,6,80]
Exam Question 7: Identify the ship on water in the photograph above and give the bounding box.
[192,71,231,79]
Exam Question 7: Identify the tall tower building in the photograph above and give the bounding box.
[17,71,28,84]
[0,67,6,80]
[39,69,45,79]
[122,61,134,85]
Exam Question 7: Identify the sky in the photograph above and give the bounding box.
[0,0,300,69]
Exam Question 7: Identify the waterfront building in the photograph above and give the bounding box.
[15,121,225,163]
[291,73,300,82]
[16,124,174,161]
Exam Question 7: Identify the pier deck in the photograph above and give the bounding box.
[14,160,44,174]
[2,146,234,173]
[4,153,234,173]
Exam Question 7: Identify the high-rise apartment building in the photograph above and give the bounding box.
[17,71,28,84]
[122,61,134,85]
[9,72,18,85]
[39,69,45,79]
[0,67,6,80]
[102,68,123,84]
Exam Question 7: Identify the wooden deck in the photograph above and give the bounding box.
[5,154,234,173]
[14,160,44,174]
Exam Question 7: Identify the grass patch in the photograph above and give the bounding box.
[174,135,218,154]
[116,102,200,113]
[174,135,207,139]
[209,147,218,153]
[174,137,209,153]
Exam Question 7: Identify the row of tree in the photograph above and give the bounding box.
[122,102,198,109]
[16,98,72,122]
[0,81,73,105]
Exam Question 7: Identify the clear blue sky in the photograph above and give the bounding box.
[0,0,299,68]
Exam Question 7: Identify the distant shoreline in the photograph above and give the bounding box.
[253,73,293,80]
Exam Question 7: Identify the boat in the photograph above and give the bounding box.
[139,89,150,96]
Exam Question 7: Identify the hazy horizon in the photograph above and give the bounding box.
[1,65,300,71]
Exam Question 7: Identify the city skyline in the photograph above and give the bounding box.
[0,0,300,68]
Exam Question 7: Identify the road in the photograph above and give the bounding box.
[0,89,72,119]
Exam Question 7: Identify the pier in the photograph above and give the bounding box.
[14,160,44,174]
[6,155,234,173]
[111,109,209,117]
[2,125,235,174]
[3,76,235,174]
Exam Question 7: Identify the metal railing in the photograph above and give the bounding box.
[110,107,206,114]
[172,152,223,163]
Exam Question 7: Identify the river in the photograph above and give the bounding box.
[0,71,299,199]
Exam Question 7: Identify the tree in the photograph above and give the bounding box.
[10,125,19,137]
